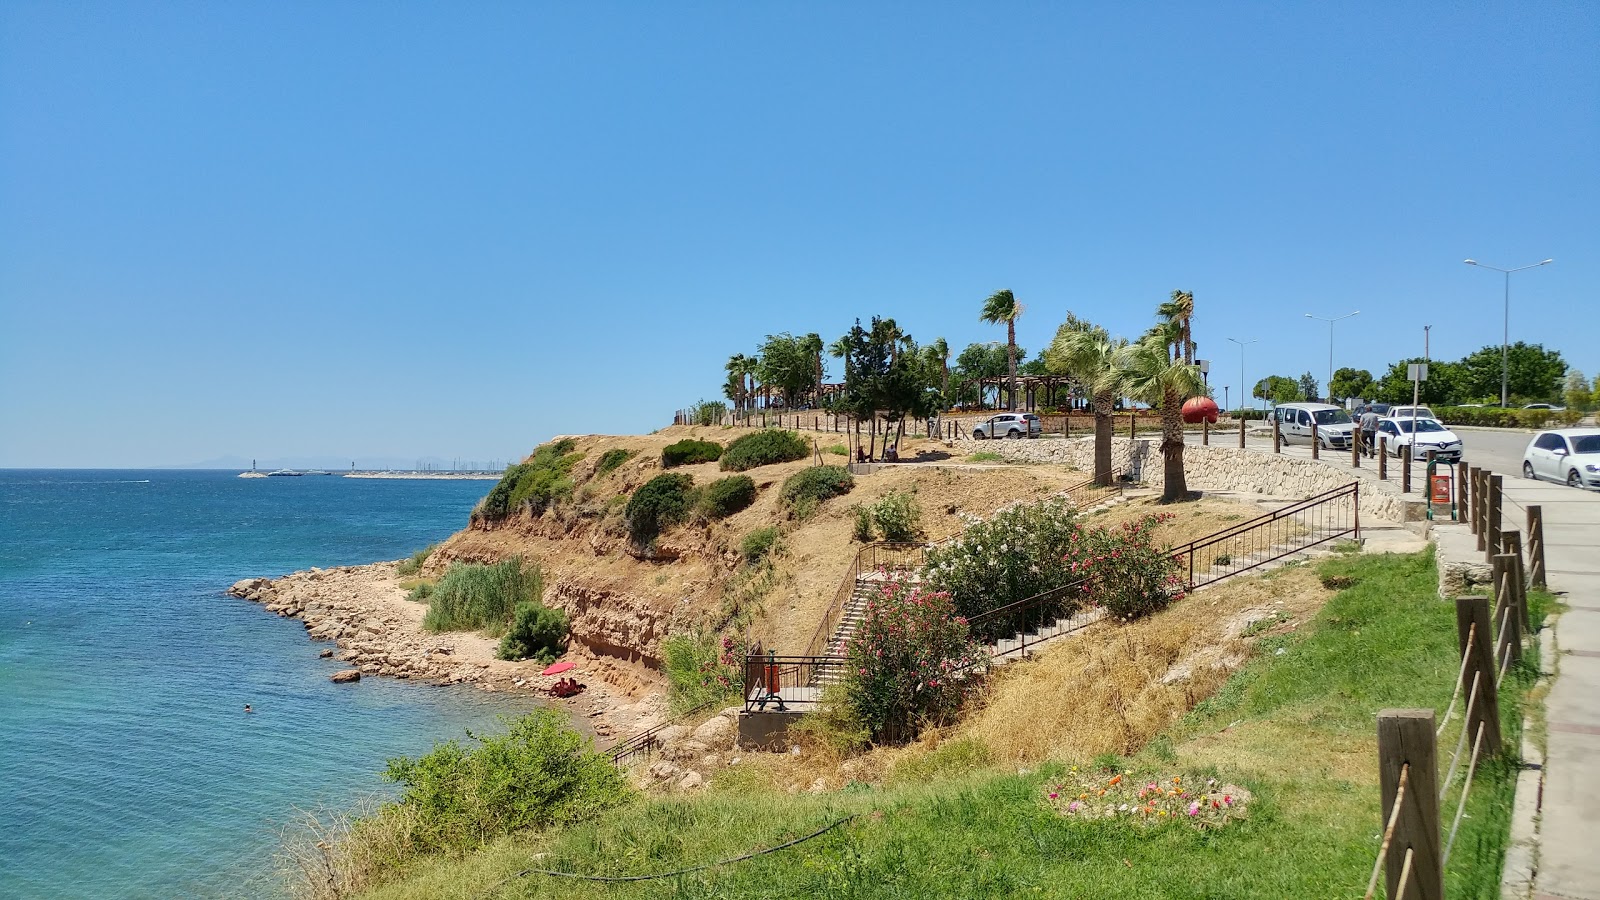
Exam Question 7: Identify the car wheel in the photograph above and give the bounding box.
[1569,469,1584,488]
[1523,461,1536,480]
[1006,429,1021,439]
[972,429,986,440]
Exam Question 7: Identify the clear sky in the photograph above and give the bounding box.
[3,2,1595,468]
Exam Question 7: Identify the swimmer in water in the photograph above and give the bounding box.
[244,704,253,713]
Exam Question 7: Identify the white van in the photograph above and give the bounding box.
[1273,403,1356,450]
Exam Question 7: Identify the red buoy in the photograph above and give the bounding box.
[1181,396,1219,424]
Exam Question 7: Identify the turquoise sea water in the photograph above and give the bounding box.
[0,470,536,899]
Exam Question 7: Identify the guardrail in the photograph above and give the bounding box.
[1168,481,1359,591]
[742,654,845,712]
[606,698,724,769]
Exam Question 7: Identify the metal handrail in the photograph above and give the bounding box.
[801,542,928,659]
[607,698,724,768]
[1168,481,1360,589]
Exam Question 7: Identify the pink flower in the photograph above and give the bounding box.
[1048,792,1059,800]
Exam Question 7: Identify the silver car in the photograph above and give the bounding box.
[972,413,1042,439]
[1523,428,1600,489]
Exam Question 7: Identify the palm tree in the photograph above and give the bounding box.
[980,290,1022,410]
[1117,321,1204,503]
[724,354,754,411]
[929,337,950,398]
[801,332,824,405]
[1045,323,1125,486]
[1158,290,1195,364]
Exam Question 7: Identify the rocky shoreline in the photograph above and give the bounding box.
[227,562,665,742]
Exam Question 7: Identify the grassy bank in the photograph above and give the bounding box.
[350,549,1540,900]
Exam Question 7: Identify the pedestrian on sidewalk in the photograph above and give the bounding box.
[1359,403,1380,457]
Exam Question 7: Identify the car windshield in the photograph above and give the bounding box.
[1313,410,1352,425]
[1396,419,1446,434]
[1572,435,1600,454]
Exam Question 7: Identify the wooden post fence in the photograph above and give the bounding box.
[1503,532,1531,637]
[1273,418,1281,453]
[1401,449,1411,494]
[1526,505,1547,590]
[1238,415,1246,449]
[1311,421,1321,459]
[1379,438,1388,480]
[1203,417,1209,446]
[1129,411,1136,439]
[1454,595,1504,757]
[1456,461,1470,527]
[1353,430,1362,468]
[1486,475,1503,565]
[1493,553,1523,669]
[1377,710,1445,900]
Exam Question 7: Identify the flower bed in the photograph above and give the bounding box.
[1044,768,1251,827]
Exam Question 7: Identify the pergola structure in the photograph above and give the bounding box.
[972,374,1084,411]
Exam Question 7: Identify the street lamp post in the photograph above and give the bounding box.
[1304,311,1360,402]
[1227,338,1257,411]
[1464,258,1553,407]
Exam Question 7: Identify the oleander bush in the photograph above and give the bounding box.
[871,490,922,542]
[624,473,696,545]
[422,557,544,635]
[922,497,1082,626]
[844,582,987,743]
[720,429,808,472]
[661,439,723,468]
[696,475,757,519]
[495,600,569,663]
[779,465,854,519]
[662,631,745,715]
[475,440,581,522]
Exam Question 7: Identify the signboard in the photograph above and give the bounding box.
[1408,363,1429,381]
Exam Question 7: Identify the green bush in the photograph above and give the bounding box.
[594,448,634,477]
[380,709,630,856]
[1434,406,1570,429]
[661,631,743,715]
[844,582,987,743]
[824,443,849,456]
[422,557,544,635]
[662,439,723,468]
[720,429,808,472]
[696,475,757,519]
[407,581,434,602]
[779,465,854,518]
[476,440,581,521]
[692,401,727,426]
[395,544,437,577]
[496,601,569,663]
[852,505,875,542]
[624,473,696,544]
[870,490,922,542]
[740,526,783,564]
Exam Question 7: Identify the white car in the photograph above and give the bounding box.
[1377,417,1463,462]
[972,412,1042,440]
[1523,428,1600,490]
[1387,405,1439,422]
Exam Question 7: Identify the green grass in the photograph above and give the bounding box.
[421,558,544,636]
[965,451,1004,463]
[352,549,1537,900]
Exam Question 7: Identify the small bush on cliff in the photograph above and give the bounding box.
[496,600,569,663]
[740,526,783,564]
[380,709,630,857]
[696,475,757,519]
[866,490,921,542]
[720,429,808,472]
[1075,513,1183,621]
[662,631,745,715]
[476,440,581,521]
[662,439,723,468]
[779,465,854,519]
[422,557,544,635]
[395,544,437,577]
[594,448,634,477]
[624,473,695,545]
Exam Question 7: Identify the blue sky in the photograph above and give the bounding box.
[2,2,1595,467]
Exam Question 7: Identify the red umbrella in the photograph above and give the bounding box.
[541,661,575,676]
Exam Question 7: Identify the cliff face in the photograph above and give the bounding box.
[426,428,1093,691]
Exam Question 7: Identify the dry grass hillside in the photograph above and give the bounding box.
[428,426,1094,693]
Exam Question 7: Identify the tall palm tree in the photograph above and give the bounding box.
[801,332,825,405]
[929,336,950,398]
[1045,323,1125,486]
[724,354,753,410]
[1117,321,1204,503]
[981,289,1022,410]
[1158,290,1195,364]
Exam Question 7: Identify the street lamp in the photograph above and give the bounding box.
[1464,258,1553,407]
[1227,338,1256,411]
[1304,311,1360,402]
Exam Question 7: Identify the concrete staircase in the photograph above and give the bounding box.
[811,570,919,688]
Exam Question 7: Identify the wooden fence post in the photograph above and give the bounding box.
[1273,417,1281,453]
[1129,411,1136,439]
[1504,532,1531,636]
[1402,449,1412,494]
[1311,421,1321,459]
[1526,505,1547,590]
[1455,595,1504,757]
[1377,709,1445,900]
[1486,475,1503,565]
[1353,430,1361,468]
[1203,417,1209,445]
[1493,553,1523,667]
[1456,462,1470,528]
[1379,438,1388,480]
[1472,468,1485,544]
[1238,415,1246,449]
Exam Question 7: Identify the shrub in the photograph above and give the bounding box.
[594,448,634,477]
[740,526,783,564]
[852,505,875,542]
[871,490,922,542]
[922,497,1082,625]
[407,581,434,602]
[662,439,723,468]
[379,709,630,856]
[476,440,581,522]
[1073,513,1182,621]
[720,429,808,471]
[779,465,854,518]
[692,401,727,426]
[496,600,569,662]
[624,473,695,544]
[422,558,544,635]
[696,475,757,519]
[395,544,437,577]
[844,582,987,743]
[661,631,744,715]
[824,444,849,456]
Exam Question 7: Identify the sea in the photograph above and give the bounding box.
[0,469,539,899]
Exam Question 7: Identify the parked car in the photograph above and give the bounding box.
[1377,417,1463,462]
[1272,403,1355,450]
[972,412,1042,440]
[1387,405,1439,422]
[1522,428,1600,489]
[1522,403,1567,411]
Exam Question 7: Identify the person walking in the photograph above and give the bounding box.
[1359,404,1381,457]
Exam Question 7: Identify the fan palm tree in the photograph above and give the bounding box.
[980,290,1022,410]
[1117,321,1204,503]
[929,337,950,397]
[1045,323,1125,486]
[724,354,754,411]
[1158,290,1195,364]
